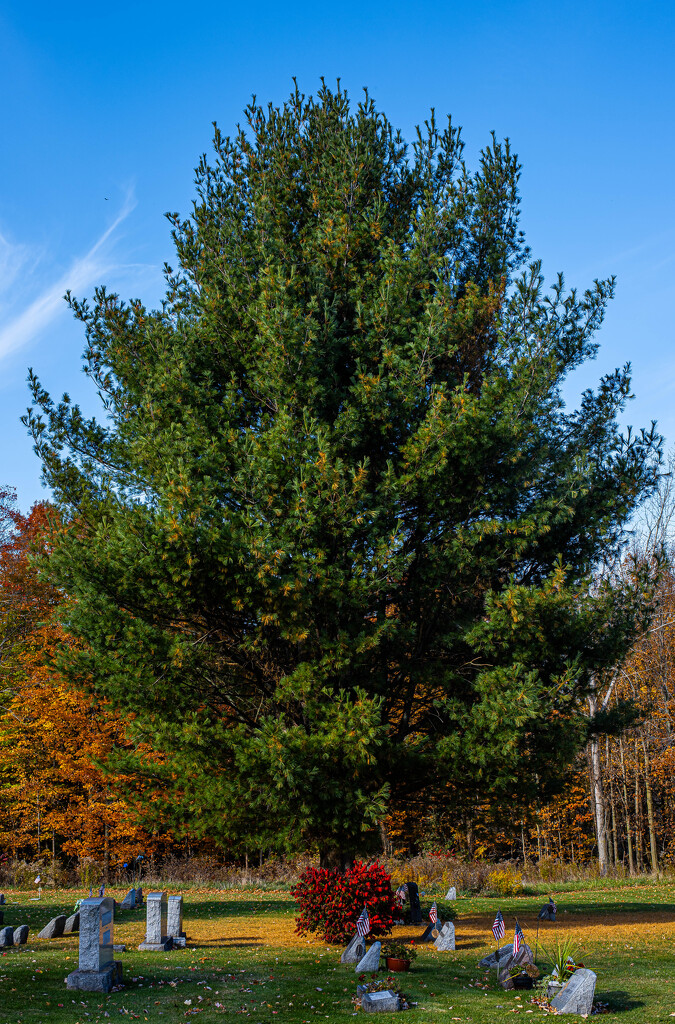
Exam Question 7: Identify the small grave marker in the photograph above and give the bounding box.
[341,933,366,964]
[355,941,381,973]
[361,989,400,1012]
[551,968,597,1015]
[434,920,456,951]
[38,915,66,939]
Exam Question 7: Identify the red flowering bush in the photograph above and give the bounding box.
[291,860,399,944]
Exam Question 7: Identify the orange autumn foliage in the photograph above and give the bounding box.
[0,498,174,867]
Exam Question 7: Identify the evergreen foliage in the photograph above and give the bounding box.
[24,83,662,863]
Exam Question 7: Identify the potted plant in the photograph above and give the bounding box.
[381,941,417,972]
[541,937,582,999]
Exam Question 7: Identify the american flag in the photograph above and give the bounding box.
[356,906,370,937]
[492,910,505,943]
[429,902,438,924]
[513,919,525,955]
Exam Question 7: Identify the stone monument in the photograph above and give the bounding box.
[66,897,122,992]
[138,891,172,951]
[167,895,186,948]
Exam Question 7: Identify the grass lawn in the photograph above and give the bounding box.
[1,880,675,1023]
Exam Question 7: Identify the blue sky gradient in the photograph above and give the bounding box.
[2,0,674,509]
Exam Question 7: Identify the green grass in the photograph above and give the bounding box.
[2,882,675,1023]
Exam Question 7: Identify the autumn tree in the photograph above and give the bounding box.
[0,502,172,873]
[25,84,662,866]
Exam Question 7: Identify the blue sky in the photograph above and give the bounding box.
[1,0,674,511]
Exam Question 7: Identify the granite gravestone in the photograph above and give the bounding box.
[356,941,381,973]
[66,897,122,992]
[138,891,172,951]
[551,968,597,1015]
[341,933,366,964]
[361,989,400,1012]
[135,887,144,907]
[167,895,186,948]
[405,882,422,924]
[38,915,66,939]
[538,897,557,921]
[13,924,29,944]
[120,889,136,910]
[64,912,80,934]
[434,920,456,951]
[444,886,457,900]
[0,926,13,948]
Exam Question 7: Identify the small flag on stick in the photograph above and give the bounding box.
[492,909,505,947]
[513,918,525,955]
[429,902,438,924]
[356,906,370,937]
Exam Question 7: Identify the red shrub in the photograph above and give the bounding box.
[291,860,399,944]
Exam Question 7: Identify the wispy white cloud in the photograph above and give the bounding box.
[0,189,137,362]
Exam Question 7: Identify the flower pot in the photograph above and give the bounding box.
[546,981,563,999]
[512,974,533,990]
[385,957,411,972]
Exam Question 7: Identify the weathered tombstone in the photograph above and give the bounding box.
[0,892,5,904]
[120,888,136,910]
[444,886,457,900]
[66,896,121,993]
[167,895,186,948]
[38,915,66,939]
[479,942,534,970]
[361,989,400,1012]
[406,882,422,924]
[138,891,172,951]
[551,968,597,1015]
[434,920,456,951]
[341,933,366,964]
[64,912,80,934]
[13,925,29,945]
[0,926,13,947]
[355,941,381,973]
[135,887,144,907]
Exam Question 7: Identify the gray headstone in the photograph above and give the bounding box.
[38,915,66,939]
[478,942,533,969]
[0,926,13,947]
[167,895,185,939]
[551,968,597,1015]
[135,887,143,907]
[120,888,136,910]
[361,989,400,1012]
[66,897,120,993]
[13,925,29,944]
[64,912,80,934]
[341,933,366,964]
[138,891,172,951]
[444,886,457,900]
[79,897,114,972]
[0,893,4,904]
[356,941,381,973]
[434,920,456,951]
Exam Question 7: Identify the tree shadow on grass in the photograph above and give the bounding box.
[601,990,645,1012]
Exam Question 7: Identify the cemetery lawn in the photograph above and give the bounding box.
[2,881,675,1023]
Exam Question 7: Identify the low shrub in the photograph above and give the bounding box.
[483,866,523,896]
[291,860,399,944]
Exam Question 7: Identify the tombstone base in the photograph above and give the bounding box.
[171,935,187,948]
[138,938,173,951]
[66,961,122,993]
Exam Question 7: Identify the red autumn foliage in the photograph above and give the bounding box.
[291,860,399,944]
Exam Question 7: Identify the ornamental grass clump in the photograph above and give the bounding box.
[291,860,399,944]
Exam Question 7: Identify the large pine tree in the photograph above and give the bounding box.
[26,84,662,865]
